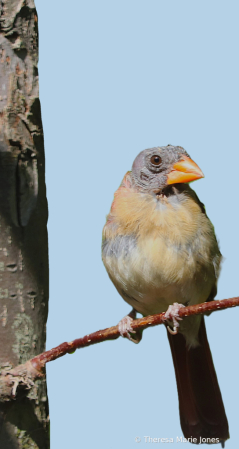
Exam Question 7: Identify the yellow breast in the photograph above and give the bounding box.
[104,186,210,245]
[102,184,219,334]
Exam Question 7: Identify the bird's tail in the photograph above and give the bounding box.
[167,317,229,445]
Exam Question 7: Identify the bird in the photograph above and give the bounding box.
[102,145,229,445]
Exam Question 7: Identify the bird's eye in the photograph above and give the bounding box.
[150,155,162,166]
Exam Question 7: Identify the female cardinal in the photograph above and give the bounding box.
[102,145,229,445]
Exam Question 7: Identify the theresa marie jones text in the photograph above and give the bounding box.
[135,436,220,444]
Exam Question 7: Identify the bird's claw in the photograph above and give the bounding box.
[164,303,185,335]
[118,309,142,344]
[118,315,137,342]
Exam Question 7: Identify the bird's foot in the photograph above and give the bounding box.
[118,309,142,344]
[118,315,135,339]
[164,303,185,335]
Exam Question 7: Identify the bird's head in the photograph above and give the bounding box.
[131,145,204,194]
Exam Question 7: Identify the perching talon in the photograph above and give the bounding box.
[118,309,142,344]
[164,303,185,335]
[118,315,135,339]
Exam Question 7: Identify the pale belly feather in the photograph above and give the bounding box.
[102,186,220,346]
[102,232,215,317]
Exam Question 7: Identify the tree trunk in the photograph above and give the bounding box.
[0,1,49,448]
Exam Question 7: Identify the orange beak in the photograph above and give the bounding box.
[167,155,204,185]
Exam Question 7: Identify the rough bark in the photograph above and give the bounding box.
[0,1,49,448]
[0,295,237,406]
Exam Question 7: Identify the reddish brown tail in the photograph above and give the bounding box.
[167,317,229,445]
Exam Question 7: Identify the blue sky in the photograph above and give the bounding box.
[35,1,238,447]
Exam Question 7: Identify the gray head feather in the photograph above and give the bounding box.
[131,145,190,193]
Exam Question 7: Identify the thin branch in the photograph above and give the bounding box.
[1,296,238,402]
